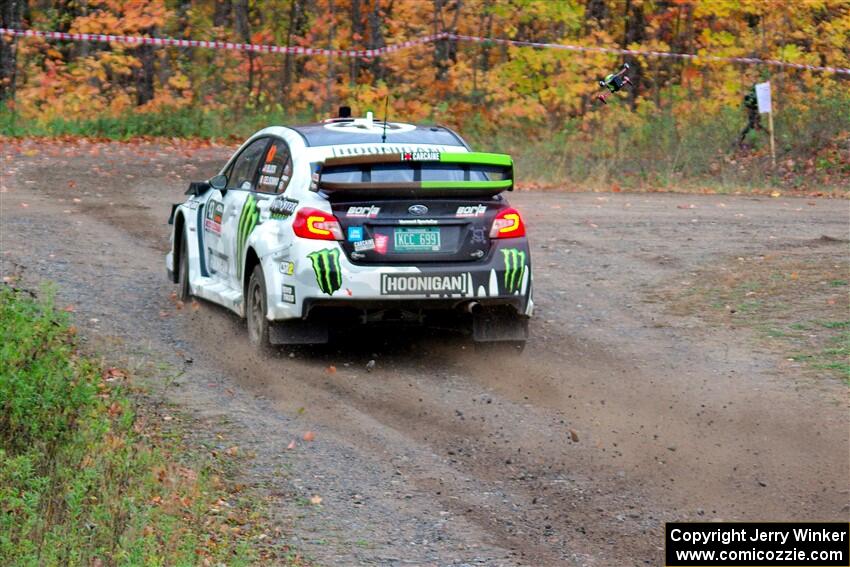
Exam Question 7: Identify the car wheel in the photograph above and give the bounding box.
[246,264,271,351]
[177,231,191,302]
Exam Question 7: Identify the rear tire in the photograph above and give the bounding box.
[177,231,191,302]
[246,264,271,352]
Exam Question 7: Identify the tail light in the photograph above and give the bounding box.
[489,207,526,238]
[293,208,344,240]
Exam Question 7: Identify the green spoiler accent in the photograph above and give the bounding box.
[315,150,515,195]
[439,152,513,167]
[420,179,513,190]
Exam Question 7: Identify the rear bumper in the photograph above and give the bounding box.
[266,240,533,320]
[303,295,527,316]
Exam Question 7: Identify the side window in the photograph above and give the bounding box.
[227,138,268,191]
[256,139,294,194]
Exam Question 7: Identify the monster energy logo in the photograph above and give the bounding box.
[308,248,342,295]
[236,194,259,279]
[501,248,526,293]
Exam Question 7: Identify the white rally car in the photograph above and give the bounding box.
[166,112,532,349]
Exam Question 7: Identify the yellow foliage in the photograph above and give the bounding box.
[6,0,849,132]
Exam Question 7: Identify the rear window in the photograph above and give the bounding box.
[320,165,362,183]
[319,163,498,183]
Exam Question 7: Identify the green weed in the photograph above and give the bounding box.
[0,286,301,565]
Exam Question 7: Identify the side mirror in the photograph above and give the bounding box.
[185,180,210,196]
[210,174,228,191]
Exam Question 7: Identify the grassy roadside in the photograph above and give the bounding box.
[658,242,850,383]
[2,97,848,194]
[0,285,305,566]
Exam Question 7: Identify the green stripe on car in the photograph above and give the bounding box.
[420,180,513,190]
[439,152,513,167]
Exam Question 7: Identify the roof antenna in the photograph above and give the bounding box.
[381,95,389,143]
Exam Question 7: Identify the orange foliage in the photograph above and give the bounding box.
[6,0,850,131]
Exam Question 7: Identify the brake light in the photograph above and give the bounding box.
[293,208,344,240]
[489,207,526,238]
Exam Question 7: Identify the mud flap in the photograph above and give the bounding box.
[472,306,529,342]
[269,319,329,345]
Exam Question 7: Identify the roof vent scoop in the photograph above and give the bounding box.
[352,111,374,129]
[338,106,351,118]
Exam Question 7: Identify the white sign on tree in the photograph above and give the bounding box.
[754,81,775,166]
[755,81,772,113]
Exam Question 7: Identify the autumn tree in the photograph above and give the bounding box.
[0,0,24,101]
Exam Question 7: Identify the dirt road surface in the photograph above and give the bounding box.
[2,140,848,566]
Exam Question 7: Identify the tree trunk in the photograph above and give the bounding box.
[583,0,608,33]
[325,0,336,115]
[433,0,462,82]
[135,40,156,106]
[366,0,386,82]
[214,0,232,28]
[622,0,645,109]
[233,0,254,102]
[0,0,23,101]
[350,0,363,85]
[283,0,306,106]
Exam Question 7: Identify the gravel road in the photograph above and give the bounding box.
[2,139,847,566]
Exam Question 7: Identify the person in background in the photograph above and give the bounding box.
[595,63,632,104]
[738,86,765,146]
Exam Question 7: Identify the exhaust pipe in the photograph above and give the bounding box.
[463,301,482,314]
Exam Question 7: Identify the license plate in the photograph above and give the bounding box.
[393,227,441,252]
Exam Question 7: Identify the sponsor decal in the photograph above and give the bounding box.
[307,248,342,295]
[259,174,280,187]
[374,233,389,255]
[347,226,364,242]
[381,273,468,295]
[456,204,487,217]
[470,226,487,244]
[265,144,277,163]
[346,205,380,218]
[330,144,423,157]
[398,218,438,225]
[208,247,229,275]
[281,284,296,304]
[270,196,298,219]
[402,149,441,161]
[262,163,278,174]
[353,238,375,252]
[186,200,200,210]
[279,261,295,275]
[204,199,224,234]
[277,177,290,191]
[236,194,259,279]
[501,248,526,293]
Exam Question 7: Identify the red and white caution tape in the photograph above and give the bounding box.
[447,33,850,76]
[0,27,442,57]
[2,28,848,75]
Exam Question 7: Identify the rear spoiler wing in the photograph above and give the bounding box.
[311,151,514,198]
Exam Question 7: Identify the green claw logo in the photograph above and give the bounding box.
[236,194,259,279]
[500,248,526,293]
[308,248,342,295]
